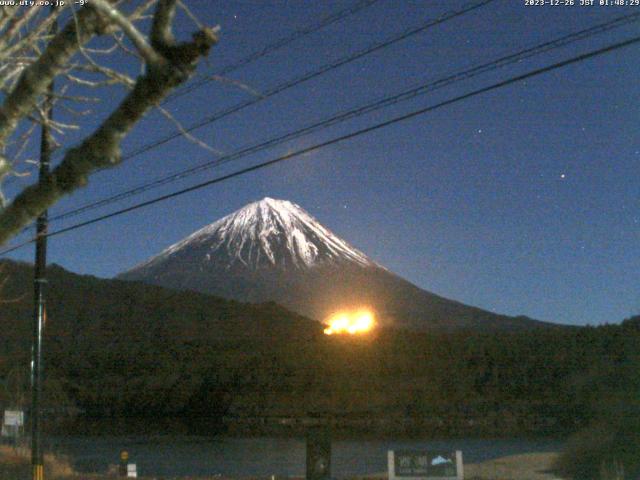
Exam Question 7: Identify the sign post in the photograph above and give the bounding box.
[2,410,25,445]
[3,410,25,428]
[388,450,463,480]
[127,463,138,478]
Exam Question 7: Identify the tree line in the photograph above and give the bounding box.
[1,259,638,477]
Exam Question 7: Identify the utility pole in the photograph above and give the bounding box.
[31,11,56,480]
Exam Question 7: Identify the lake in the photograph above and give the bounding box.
[45,435,562,477]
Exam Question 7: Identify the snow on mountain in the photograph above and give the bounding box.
[120,197,552,332]
[130,197,376,274]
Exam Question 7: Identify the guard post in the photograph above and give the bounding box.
[119,450,128,477]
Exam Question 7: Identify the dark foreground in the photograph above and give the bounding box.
[0,445,562,480]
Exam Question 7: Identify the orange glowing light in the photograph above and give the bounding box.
[323,309,375,335]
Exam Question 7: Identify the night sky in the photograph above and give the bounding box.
[3,0,639,326]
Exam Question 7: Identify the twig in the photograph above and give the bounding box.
[156,104,224,155]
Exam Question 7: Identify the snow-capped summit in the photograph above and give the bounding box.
[119,198,550,332]
[130,197,375,273]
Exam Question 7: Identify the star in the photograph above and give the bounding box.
[560,173,566,179]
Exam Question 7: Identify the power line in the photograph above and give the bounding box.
[120,0,496,160]
[49,12,640,223]
[36,0,381,169]
[1,33,637,256]
[0,237,33,256]
[164,0,383,103]
[0,0,497,241]
[0,0,381,227]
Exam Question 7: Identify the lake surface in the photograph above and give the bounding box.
[45,435,562,477]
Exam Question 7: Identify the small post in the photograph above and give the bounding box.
[119,450,129,477]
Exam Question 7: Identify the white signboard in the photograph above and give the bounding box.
[3,410,24,427]
[127,463,138,478]
[388,450,463,480]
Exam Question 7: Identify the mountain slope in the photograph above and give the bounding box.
[0,259,321,419]
[119,198,551,331]
[0,259,606,439]
[129,197,375,273]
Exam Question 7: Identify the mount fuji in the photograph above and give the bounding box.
[118,198,549,331]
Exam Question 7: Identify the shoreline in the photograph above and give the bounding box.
[464,452,563,480]
[51,414,570,441]
[2,444,564,480]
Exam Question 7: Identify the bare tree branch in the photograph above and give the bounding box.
[151,0,177,49]
[156,104,223,156]
[91,0,162,65]
[129,0,158,21]
[1,8,62,60]
[0,5,112,154]
[0,2,218,244]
